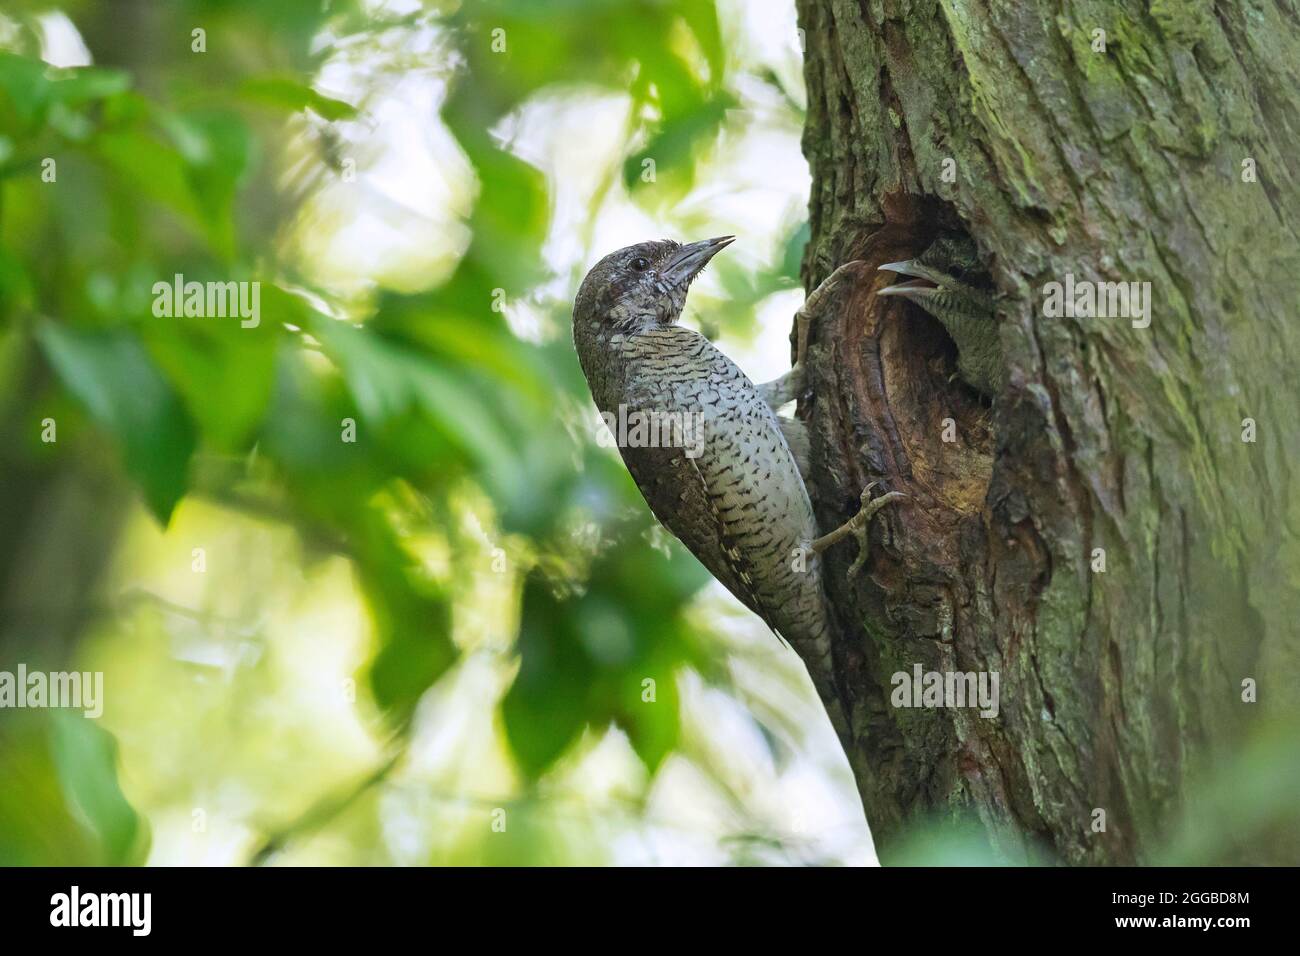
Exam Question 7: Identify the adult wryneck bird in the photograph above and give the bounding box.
[572,237,904,731]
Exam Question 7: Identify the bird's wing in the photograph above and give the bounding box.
[614,327,819,639]
[619,439,771,624]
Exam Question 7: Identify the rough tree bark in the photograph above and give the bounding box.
[793,0,1300,864]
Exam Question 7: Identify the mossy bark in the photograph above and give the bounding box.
[795,0,1300,864]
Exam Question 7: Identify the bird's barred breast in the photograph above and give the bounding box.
[612,326,828,643]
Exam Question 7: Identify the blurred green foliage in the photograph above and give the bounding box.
[0,0,811,864]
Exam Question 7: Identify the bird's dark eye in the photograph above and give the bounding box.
[630,257,650,272]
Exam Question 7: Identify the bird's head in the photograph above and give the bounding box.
[877,236,992,319]
[573,236,735,339]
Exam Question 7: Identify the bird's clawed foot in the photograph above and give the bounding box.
[759,260,869,409]
[796,259,870,366]
[810,482,907,580]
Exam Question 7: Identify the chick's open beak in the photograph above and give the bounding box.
[877,259,933,300]
[878,259,923,278]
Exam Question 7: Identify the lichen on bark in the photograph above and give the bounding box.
[795,0,1300,864]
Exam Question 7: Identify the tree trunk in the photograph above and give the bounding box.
[795,0,1300,864]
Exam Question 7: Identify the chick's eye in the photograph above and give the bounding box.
[630,257,650,272]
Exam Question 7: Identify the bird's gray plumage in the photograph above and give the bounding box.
[573,238,845,720]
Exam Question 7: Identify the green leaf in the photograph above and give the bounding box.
[502,573,596,777]
[0,714,100,865]
[312,318,521,495]
[504,535,707,778]
[353,509,457,724]
[164,111,253,259]
[0,245,33,318]
[623,92,733,200]
[0,51,52,128]
[441,83,550,288]
[365,575,456,724]
[45,66,132,107]
[239,76,358,120]
[614,650,681,772]
[881,817,1011,867]
[674,0,725,85]
[50,712,149,866]
[0,54,131,136]
[37,322,196,523]
[780,220,810,282]
[143,314,278,451]
[93,128,203,228]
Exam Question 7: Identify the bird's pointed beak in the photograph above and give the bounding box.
[877,259,925,279]
[877,260,937,302]
[876,278,934,301]
[664,236,735,285]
